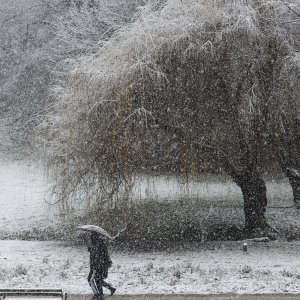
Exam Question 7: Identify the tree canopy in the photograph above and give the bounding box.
[39,0,300,233]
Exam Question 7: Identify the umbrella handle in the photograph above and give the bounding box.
[111,226,127,240]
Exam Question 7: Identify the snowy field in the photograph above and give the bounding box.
[1,159,300,294]
[0,159,56,237]
[0,159,294,238]
[2,240,300,294]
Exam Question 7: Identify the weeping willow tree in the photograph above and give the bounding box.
[39,0,299,235]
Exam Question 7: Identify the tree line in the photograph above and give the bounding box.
[0,0,146,151]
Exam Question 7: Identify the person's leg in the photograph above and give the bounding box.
[88,269,97,294]
[94,272,104,297]
[102,280,116,295]
[88,269,93,283]
[89,269,103,297]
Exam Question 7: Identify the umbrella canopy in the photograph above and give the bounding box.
[77,225,113,240]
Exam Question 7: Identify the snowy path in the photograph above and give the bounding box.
[2,240,300,294]
[69,295,300,299]
[4,295,300,300]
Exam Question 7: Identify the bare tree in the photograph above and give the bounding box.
[41,0,299,236]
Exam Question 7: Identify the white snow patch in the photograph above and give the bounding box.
[0,159,54,234]
[133,176,293,206]
[1,240,300,294]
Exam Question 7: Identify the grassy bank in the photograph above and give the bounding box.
[24,199,299,250]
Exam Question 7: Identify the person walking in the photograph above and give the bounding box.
[88,232,116,299]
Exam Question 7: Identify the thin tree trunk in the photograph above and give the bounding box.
[285,168,300,209]
[289,177,300,209]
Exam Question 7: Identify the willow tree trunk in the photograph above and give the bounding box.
[230,168,269,234]
[285,168,300,209]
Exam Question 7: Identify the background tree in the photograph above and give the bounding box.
[0,0,60,151]
[0,0,146,154]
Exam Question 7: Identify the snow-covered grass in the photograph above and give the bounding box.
[132,175,293,207]
[1,159,300,293]
[2,240,300,294]
[0,159,58,238]
[0,159,296,242]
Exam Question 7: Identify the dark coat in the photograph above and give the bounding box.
[88,234,112,278]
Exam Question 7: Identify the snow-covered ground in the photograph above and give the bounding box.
[132,175,293,207]
[0,159,294,238]
[0,158,299,294]
[2,240,300,294]
[0,159,55,236]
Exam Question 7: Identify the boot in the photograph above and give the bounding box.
[110,288,116,296]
